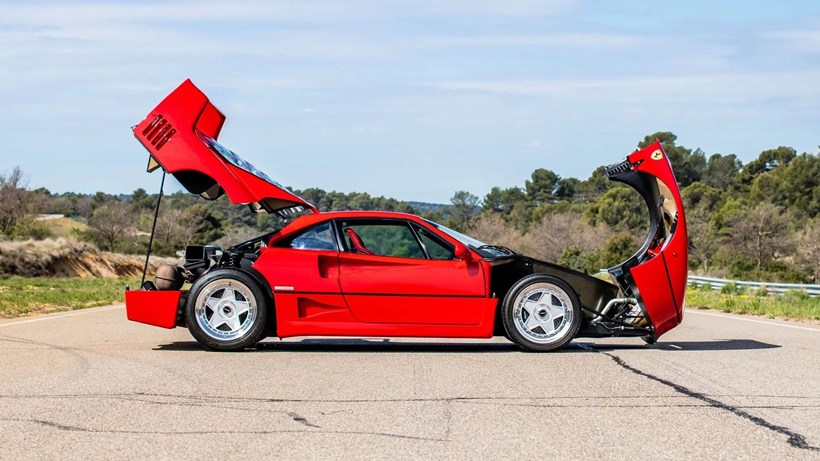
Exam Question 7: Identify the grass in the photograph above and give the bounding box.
[43,217,88,238]
[0,276,139,319]
[686,286,820,321]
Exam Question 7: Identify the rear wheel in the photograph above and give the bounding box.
[502,274,581,352]
[185,269,268,351]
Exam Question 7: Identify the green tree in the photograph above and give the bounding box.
[596,233,640,269]
[130,188,155,211]
[682,182,723,212]
[592,187,645,231]
[722,202,795,270]
[796,218,820,282]
[483,186,526,216]
[682,182,724,273]
[736,146,797,190]
[0,167,35,237]
[84,201,133,251]
[703,154,742,190]
[525,168,560,205]
[554,177,580,201]
[448,190,480,231]
[762,152,820,218]
[577,166,613,201]
[638,132,705,187]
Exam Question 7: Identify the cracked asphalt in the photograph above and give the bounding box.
[1,306,818,460]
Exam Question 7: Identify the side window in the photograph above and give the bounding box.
[340,221,425,259]
[289,222,338,251]
[415,225,454,260]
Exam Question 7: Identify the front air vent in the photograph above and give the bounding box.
[141,114,176,150]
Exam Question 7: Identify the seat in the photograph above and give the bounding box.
[345,228,374,255]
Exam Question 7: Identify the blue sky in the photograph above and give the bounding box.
[1,0,819,203]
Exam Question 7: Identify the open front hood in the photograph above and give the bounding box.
[133,79,317,216]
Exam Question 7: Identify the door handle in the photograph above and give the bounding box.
[318,255,339,278]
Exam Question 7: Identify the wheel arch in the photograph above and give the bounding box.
[240,266,277,338]
[490,256,620,336]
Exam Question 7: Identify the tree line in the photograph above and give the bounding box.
[1,131,817,282]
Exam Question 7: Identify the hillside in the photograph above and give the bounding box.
[0,239,177,278]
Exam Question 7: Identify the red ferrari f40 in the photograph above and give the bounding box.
[126,80,688,352]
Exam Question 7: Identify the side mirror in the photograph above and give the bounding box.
[454,244,472,261]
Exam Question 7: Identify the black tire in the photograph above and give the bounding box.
[185,269,268,351]
[502,274,582,352]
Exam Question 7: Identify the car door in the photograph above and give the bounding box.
[252,221,354,336]
[336,218,487,325]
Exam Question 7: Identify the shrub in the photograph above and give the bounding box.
[557,247,599,274]
[728,258,756,278]
[782,289,810,303]
[721,281,738,295]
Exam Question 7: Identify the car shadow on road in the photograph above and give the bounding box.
[153,339,778,353]
[154,338,586,354]
[584,339,780,352]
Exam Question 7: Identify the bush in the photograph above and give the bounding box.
[596,232,639,269]
[782,289,810,303]
[755,285,769,297]
[12,218,52,240]
[728,258,757,278]
[721,281,738,295]
[765,261,810,283]
[688,280,700,290]
[557,247,599,274]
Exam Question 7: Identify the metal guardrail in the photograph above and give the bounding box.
[687,275,820,297]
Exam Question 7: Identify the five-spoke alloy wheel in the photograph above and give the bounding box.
[185,269,268,351]
[502,274,581,352]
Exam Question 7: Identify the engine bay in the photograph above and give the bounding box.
[147,230,279,291]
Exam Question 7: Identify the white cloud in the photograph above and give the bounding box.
[0,0,574,26]
[422,33,646,49]
[0,2,361,25]
[765,29,820,51]
[402,0,575,17]
[424,71,820,105]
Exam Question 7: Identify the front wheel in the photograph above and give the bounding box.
[185,269,268,351]
[502,274,582,352]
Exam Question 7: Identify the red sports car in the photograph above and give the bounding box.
[126,80,688,352]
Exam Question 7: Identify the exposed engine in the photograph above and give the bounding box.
[146,230,278,291]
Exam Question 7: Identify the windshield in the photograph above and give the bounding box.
[422,219,514,259]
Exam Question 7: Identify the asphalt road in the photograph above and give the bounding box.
[0,306,818,460]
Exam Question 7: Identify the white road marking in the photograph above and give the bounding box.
[0,305,124,329]
[668,344,682,349]
[687,310,820,332]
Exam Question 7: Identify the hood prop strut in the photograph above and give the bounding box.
[140,171,166,288]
